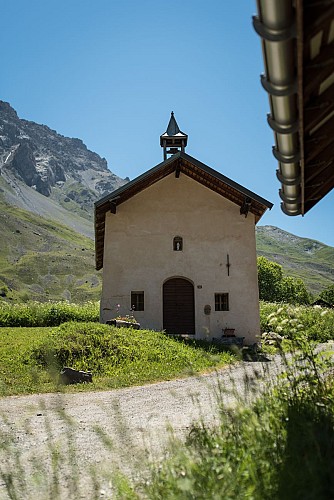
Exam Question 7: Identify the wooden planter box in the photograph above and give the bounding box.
[106,319,140,330]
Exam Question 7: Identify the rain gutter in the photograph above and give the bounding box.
[253,0,302,215]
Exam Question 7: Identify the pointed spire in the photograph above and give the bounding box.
[160,112,188,160]
[166,111,180,136]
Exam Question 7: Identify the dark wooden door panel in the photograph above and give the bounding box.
[163,278,195,334]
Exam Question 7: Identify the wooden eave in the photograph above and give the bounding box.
[301,1,334,214]
[94,152,272,270]
[255,0,334,216]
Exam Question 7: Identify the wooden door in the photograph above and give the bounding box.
[163,278,195,334]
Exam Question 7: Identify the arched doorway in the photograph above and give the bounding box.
[163,277,195,334]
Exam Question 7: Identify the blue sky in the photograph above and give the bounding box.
[1,0,334,246]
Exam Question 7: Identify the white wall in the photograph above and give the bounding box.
[100,173,260,344]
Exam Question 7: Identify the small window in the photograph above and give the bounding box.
[131,291,144,311]
[173,236,183,251]
[215,293,229,311]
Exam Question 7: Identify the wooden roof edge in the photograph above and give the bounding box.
[95,152,273,214]
[94,154,179,209]
[180,153,273,211]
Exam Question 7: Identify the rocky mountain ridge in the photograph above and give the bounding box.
[0,100,127,219]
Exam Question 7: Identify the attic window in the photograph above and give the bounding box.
[173,236,183,251]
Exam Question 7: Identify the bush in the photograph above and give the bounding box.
[0,301,99,327]
[260,301,334,343]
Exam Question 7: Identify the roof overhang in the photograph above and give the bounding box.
[254,0,334,216]
[94,152,273,270]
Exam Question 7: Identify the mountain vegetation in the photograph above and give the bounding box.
[0,199,101,303]
[256,225,334,296]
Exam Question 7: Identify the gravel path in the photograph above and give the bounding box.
[0,355,284,499]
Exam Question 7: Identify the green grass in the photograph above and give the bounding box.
[0,300,99,327]
[0,327,55,396]
[1,305,333,498]
[0,323,236,396]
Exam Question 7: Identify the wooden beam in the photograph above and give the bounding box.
[304,113,334,162]
[304,3,334,44]
[305,138,334,171]
[304,83,334,134]
[110,202,117,214]
[304,168,334,213]
[304,42,334,101]
[175,160,181,178]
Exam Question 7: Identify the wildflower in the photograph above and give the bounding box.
[321,310,328,316]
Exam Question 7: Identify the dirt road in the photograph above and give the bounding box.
[0,356,283,499]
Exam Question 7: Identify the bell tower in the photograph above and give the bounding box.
[160,112,188,160]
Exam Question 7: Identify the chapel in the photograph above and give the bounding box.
[94,114,272,342]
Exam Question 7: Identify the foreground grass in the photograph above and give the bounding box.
[125,339,334,500]
[0,323,236,397]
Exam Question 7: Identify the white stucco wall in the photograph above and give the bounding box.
[100,173,261,344]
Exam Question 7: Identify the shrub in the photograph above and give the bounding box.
[260,301,334,343]
[0,301,99,327]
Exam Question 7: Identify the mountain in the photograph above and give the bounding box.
[0,100,127,236]
[0,100,128,302]
[256,226,334,295]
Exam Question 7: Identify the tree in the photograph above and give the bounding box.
[257,256,283,302]
[257,256,310,304]
[280,276,310,305]
[319,284,334,306]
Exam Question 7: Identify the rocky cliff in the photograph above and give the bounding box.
[0,101,126,219]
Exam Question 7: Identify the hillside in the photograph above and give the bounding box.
[256,225,334,295]
[0,200,101,303]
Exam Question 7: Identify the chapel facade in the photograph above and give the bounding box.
[94,114,272,343]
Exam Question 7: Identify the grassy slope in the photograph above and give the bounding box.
[256,226,334,295]
[0,324,235,396]
[0,199,101,302]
